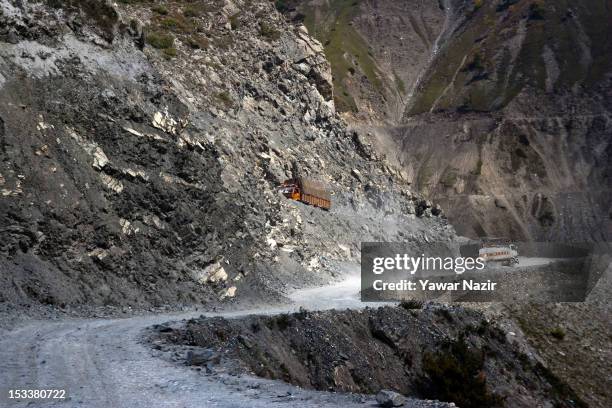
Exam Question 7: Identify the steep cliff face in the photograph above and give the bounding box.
[282,0,612,241]
[0,0,451,308]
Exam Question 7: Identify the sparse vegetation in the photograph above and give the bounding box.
[440,168,459,188]
[162,47,177,59]
[472,158,483,176]
[418,339,504,408]
[267,313,292,331]
[259,21,281,40]
[400,299,424,310]
[161,17,180,29]
[146,31,174,49]
[465,53,485,72]
[528,2,545,20]
[213,34,234,49]
[183,6,201,18]
[186,35,209,50]
[151,5,168,15]
[395,73,406,94]
[215,91,233,108]
[549,327,566,340]
[275,0,290,12]
[46,0,119,41]
[435,308,454,322]
[229,12,241,30]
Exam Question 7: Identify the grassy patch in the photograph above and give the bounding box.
[416,157,435,192]
[146,31,175,49]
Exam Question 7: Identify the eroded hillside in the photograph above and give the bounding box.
[0,0,451,310]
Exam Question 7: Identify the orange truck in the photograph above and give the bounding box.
[279,178,331,210]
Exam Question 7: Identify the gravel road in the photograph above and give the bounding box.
[1,276,448,408]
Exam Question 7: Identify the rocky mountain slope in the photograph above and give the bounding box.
[281,0,612,241]
[0,0,451,310]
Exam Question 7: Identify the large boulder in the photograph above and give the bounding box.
[376,390,405,407]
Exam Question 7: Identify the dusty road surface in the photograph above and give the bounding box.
[1,275,434,408]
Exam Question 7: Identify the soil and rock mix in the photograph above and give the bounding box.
[152,304,586,408]
[0,0,451,314]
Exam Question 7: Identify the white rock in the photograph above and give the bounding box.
[92,147,109,170]
[267,237,278,249]
[99,173,123,193]
[204,262,228,283]
[338,244,351,258]
[220,286,237,299]
[152,110,179,135]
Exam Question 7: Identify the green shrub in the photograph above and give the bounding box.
[400,299,424,310]
[215,91,233,108]
[163,47,177,58]
[151,5,168,15]
[529,2,545,20]
[549,327,566,340]
[161,17,180,29]
[186,35,209,49]
[146,32,174,49]
[274,313,292,331]
[183,6,201,18]
[435,307,454,322]
[466,53,485,72]
[229,12,241,30]
[418,339,503,408]
[259,22,281,41]
[275,0,290,12]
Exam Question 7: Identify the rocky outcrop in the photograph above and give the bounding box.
[0,0,451,308]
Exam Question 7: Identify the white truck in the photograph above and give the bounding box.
[478,239,519,266]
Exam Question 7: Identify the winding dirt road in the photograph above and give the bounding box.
[1,276,428,408]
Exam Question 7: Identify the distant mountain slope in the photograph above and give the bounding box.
[407,0,612,115]
[281,0,612,241]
